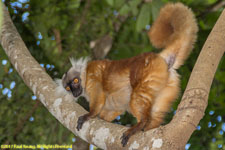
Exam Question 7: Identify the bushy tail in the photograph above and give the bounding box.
[148,3,198,69]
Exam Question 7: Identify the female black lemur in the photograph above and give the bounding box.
[56,2,198,147]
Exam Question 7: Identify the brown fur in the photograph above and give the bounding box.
[149,3,198,69]
[75,3,198,146]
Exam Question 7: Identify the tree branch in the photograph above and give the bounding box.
[163,7,225,149]
[198,0,225,18]
[75,0,91,36]
[53,28,62,54]
[91,15,128,59]
[0,2,224,149]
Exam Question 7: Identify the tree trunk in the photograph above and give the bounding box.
[0,2,224,150]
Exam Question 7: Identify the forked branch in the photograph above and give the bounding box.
[0,2,224,150]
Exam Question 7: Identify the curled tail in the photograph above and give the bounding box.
[148,3,198,69]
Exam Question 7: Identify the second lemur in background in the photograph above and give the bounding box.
[57,3,198,147]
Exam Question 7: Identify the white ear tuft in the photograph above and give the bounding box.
[70,57,90,67]
[69,57,90,75]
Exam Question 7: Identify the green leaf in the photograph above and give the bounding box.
[151,0,164,21]
[136,4,151,32]
[119,4,130,15]
[128,0,141,15]
[105,0,114,6]
[128,0,141,8]
[67,1,80,9]
[114,0,125,8]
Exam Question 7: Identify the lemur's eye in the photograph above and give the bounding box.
[74,78,79,84]
[66,86,70,91]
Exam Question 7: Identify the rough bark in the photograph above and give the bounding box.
[0,2,224,150]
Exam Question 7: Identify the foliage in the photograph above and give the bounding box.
[0,0,224,149]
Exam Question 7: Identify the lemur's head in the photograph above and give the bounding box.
[55,57,89,99]
[62,68,83,97]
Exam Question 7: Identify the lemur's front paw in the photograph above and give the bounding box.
[120,133,130,147]
[76,115,88,131]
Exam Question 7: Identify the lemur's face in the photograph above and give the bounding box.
[62,68,83,97]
